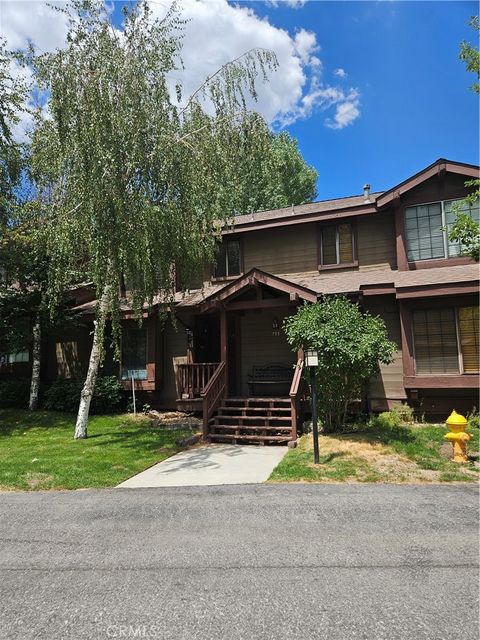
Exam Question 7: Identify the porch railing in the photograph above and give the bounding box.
[289,357,305,441]
[200,361,227,436]
[176,363,220,399]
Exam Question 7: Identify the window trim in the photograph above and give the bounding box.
[404,197,479,263]
[317,221,358,271]
[211,237,244,282]
[411,304,479,376]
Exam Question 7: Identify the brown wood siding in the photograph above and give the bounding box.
[357,214,397,271]
[243,224,318,276]
[365,297,406,407]
[239,309,296,396]
[44,324,93,381]
[161,320,188,405]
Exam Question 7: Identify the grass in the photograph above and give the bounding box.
[0,409,194,491]
[269,422,480,483]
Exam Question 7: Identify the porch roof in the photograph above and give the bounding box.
[176,263,479,309]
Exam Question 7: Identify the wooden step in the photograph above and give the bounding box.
[209,433,290,443]
[223,397,290,405]
[211,424,292,433]
[217,406,291,415]
[213,415,291,423]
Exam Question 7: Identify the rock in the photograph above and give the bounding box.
[176,434,203,447]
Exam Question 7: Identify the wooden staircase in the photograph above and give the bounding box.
[208,397,293,445]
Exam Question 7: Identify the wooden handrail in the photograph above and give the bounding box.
[200,361,227,437]
[176,362,220,399]
[289,358,305,441]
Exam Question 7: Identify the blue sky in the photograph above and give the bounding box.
[3,0,479,202]
[235,1,479,199]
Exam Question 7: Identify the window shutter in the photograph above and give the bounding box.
[413,309,459,374]
[338,223,353,263]
[458,306,479,373]
[322,226,337,265]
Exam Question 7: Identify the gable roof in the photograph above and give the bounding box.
[177,268,318,312]
[376,158,479,208]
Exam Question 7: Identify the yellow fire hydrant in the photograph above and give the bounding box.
[444,410,471,463]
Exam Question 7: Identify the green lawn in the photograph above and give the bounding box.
[0,410,193,491]
[269,422,480,483]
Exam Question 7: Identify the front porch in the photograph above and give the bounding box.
[174,269,315,444]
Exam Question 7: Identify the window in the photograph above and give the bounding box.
[405,198,480,262]
[413,306,479,375]
[121,325,147,380]
[0,351,29,365]
[458,306,479,373]
[320,223,354,267]
[214,239,241,278]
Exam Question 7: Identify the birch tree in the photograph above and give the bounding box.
[27,0,288,438]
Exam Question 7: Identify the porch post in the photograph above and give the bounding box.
[220,306,228,366]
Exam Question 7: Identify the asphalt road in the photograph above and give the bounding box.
[0,484,478,640]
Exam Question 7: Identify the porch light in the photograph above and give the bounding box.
[305,349,319,368]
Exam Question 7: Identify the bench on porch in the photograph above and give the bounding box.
[247,363,293,397]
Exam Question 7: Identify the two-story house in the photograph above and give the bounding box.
[2,158,479,444]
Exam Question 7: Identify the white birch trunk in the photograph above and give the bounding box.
[28,311,41,411]
[74,287,110,439]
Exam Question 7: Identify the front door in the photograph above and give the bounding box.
[194,315,220,363]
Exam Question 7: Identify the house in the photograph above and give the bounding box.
[1,158,479,443]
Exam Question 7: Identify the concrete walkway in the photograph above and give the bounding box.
[116,444,287,488]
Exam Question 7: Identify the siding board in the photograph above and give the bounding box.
[365,297,406,406]
[239,309,295,396]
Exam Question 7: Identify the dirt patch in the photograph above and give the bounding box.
[25,472,54,488]
[302,433,478,483]
[147,410,201,431]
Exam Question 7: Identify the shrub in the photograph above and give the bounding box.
[369,411,401,430]
[284,297,397,433]
[390,402,415,425]
[468,408,479,430]
[44,376,122,414]
[0,378,30,409]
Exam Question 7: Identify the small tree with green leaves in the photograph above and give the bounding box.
[284,297,397,433]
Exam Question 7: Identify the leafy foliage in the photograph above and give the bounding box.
[0,38,28,226]
[0,379,30,409]
[44,376,123,414]
[447,179,480,261]
[448,19,480,261]
[460,16,480,94]
[284,297,397,433]
[25,0,284,334]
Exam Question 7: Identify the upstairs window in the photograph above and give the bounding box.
[214,239,241,278]
[413,306,479,375]
[319,223,355,267]
[121,325,147,380]
[405,198,479,262]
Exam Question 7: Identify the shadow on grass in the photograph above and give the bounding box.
[337,424,418,447]
[0,409,76,436]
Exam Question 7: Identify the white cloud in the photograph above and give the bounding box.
[1,0,360,137]
[333,67,347,79]
[267,0,308,8]
[325,89,360,130]
[293,29,319,64]
[0,0,69,52]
